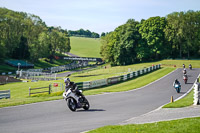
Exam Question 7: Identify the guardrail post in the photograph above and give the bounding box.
[49,85,51,94]
[8,89,10,98]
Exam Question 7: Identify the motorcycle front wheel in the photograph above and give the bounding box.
[67,98,77,111]
[177,88,181,93]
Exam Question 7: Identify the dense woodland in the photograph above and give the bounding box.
[0,8,71,62]
[68,29,100,38]
[100,10,200,65]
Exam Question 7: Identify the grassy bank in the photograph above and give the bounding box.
[163,89,194,108]
[87,117,200,133]
[70,37,101,58]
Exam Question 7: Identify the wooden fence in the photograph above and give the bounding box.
[29,85,51,96]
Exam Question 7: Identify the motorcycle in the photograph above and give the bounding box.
[189,64,192,70]
[183,69,187,74]
[183,74,188,84]
[63,88,90,111]
[174,84,181,93]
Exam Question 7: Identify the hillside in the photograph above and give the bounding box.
[70,37,101,58]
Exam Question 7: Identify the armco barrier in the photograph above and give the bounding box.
[77,64,160,90]
[0,90,10,99]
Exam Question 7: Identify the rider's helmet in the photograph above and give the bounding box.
[175,79,178,83]
[64,78,70,83]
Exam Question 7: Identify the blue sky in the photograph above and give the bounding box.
[0,0,200,34]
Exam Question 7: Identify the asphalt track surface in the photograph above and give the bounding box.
[0,68,199,133]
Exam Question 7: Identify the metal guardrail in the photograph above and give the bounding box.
[77,64,160,90]
[0,90,10,99]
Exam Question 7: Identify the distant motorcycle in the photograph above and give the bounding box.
[174,84,181,93]
[63,88,90,111]
[183,69,187,74]
[183,74,188,84]
[189,64,192,70]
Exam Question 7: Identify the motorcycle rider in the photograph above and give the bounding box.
[173,79,181,88]
[183,64,185,68]
[189,64,192,70]
[183,68,187,74]
[64,78,82,96]
[183,74,188,83]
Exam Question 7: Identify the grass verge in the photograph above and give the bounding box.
[163,89,194,108]
[87,117,200,133]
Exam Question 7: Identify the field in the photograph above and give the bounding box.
[70,37,101,58]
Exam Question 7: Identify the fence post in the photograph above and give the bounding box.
[49,84,51,94]
[29,87,31,96]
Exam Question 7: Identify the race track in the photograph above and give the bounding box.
[0,68,199,133]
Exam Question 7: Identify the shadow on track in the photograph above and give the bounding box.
[77,109,106,112]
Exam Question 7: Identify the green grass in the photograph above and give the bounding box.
[87,117,200,133]
[33,58,71,69]
[159,60,200,68]
[163,89,194,108]
[70,37,101,58]
[69,62,162,82]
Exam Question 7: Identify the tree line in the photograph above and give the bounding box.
[68,29,100,38]
[0,8,71,62]
[100,10,200,66]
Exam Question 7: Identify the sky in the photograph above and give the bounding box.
[0,0,200,34]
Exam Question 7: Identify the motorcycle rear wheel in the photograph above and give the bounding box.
[83,99,90,110]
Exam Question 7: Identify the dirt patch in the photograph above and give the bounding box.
[0,75,21,84]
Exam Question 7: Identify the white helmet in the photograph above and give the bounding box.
[64,78,70,83]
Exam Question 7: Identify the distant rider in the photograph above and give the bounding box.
[189,64,192,70]
[64,78,82,96]
[183,64,185,68]
[183,68,187,74]
[183,74,187,79]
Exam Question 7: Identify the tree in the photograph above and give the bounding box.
[139,16,168,60]
[101,32,106,37]
[101,19,141,65]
